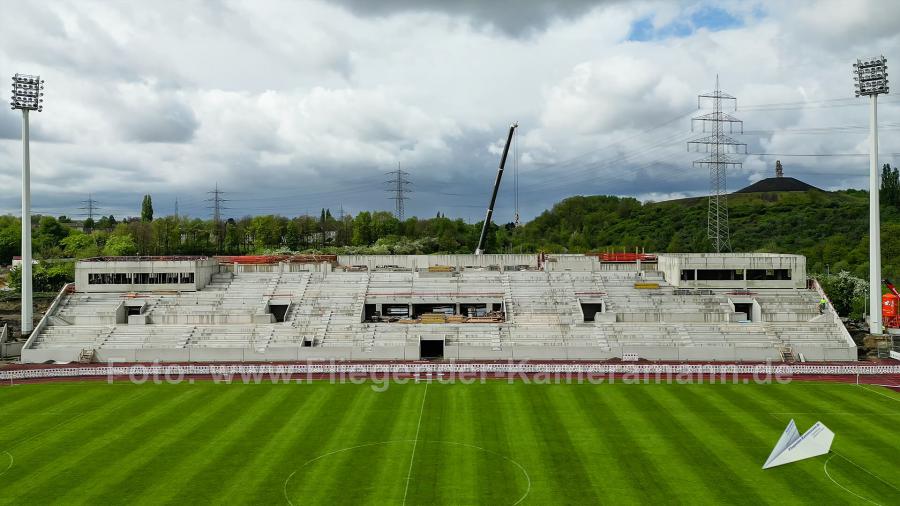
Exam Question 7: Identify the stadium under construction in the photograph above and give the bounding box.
[20,252,856,363]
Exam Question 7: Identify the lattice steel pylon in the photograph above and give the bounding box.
[687,76,747,253]
[385,164,411,220]
[206,183,228,253]
[79,193,100,221]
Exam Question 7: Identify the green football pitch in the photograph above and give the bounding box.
[0,380,897,505]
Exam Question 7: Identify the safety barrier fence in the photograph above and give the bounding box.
[2,363,899,380]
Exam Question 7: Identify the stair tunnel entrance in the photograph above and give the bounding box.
[419,339,444,360]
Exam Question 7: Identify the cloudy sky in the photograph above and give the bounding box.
[1,0,899,222]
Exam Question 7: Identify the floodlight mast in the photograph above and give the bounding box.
[10,73,44,336]
[854,56,889,335]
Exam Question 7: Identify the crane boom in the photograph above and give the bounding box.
[884,278,900,298]
[475,122,518,255]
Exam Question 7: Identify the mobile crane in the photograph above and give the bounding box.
[475,123,518,255]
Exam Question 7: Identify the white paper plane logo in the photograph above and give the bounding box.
[763,419,834,469]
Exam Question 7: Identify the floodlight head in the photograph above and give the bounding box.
[853,56,889,96]
[10,73,44,111]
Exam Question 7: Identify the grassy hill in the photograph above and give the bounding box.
[512,189,900,284]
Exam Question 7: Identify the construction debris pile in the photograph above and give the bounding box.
[378,311,505,324]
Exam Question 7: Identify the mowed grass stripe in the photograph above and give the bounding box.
[362,383,423,504]
[429,383,483,503]
[667,386,818,502]
[561,385,644,504]
[226,387,335,503]
[630,385,762,504]
[285,384,388,504]
[803,384,898,417]
[509,384,601,504]
[539,385,623,502]
[698,386,825,468]
[124,386,277,505]
[825,451,900,504]
[261,385,377,503]
[610,386,721,503]
[2,380,898,505]
[0,385,85,424]
[571,385,672,504]
[810,384,900,424]
[631,386,768,503]
[418,383,525,505]
[78,386,253,505]
[483,382,546,504]
[418,383,502,504]
[441,382,516,504]
[773,385,900,457]
[750,385,900,504]
[0,386,157,493]
[767,385,900,480]
[855,383,900,403]
[146,386,297,505]
[702,385,856,505]
[308,384,420,505]
[477,382,529,502]
[9,387,202,504]
[0,386,113,449]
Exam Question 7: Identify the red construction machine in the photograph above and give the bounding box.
[881,278,900,329]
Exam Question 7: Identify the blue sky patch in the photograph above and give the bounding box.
[627,5,745,42]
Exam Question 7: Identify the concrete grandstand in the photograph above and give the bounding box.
[21,253,856,363]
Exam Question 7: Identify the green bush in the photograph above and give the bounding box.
[9,262,75,293]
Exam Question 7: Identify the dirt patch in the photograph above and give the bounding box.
[0,293,56,339]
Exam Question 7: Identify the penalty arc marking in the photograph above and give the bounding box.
[282,439,531,506]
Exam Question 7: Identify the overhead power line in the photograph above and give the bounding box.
[385,165,412,220]
[751,153,900,157]
[687,76,746,254]
[207,183,228,252]
[79,194,100,222]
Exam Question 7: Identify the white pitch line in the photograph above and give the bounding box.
[832,451,900,493]
[282,440,415,506]
[401,382,428,506]
[424,440,532,505]
[4,412,89,451]
[823,454,881,506]
[0,450,13,477]
[282,438,531,506]
[857,384,900,403]
[768,412,900,416]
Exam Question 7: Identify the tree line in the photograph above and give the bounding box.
[3,177,900,319]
